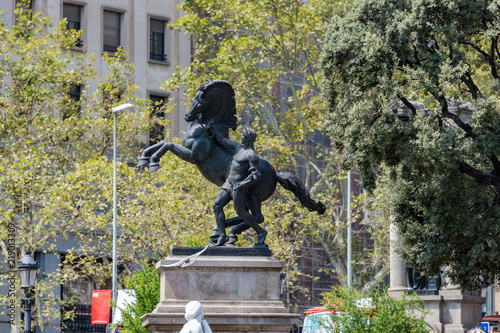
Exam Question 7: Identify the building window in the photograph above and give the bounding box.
[68,84,82,103]
[16,0,32,11]
[63,84,82,119]
[149,95,167,146]
[15,0,33,25]
[103,10,121,53]
[150,18,167,62]
[63,3,83,48]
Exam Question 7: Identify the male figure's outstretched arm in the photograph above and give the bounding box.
[211,126,241,151]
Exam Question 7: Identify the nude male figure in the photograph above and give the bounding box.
[211,127,267,247]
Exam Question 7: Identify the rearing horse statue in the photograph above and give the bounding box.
[138,80,325,247]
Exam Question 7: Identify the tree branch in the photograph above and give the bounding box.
[490,153,500,176]
[435,114,443,129]
[456,66,482,100]
[491,38,499,79]
[412,44,422,66]
[495,36,500,61]
[461,41,490,59]
[459,161,500,186]
[461,40,499,80]
[438,96,477,139]
[399,96,416,116]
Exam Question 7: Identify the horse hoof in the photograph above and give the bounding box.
[137,156,150,167]
[215,235,229,246]
[227,234,238,245]
[148,162,161,173]
[253,243,268,249]
[207,237,218,246]
[226,236,238,245]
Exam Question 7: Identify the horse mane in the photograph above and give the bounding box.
[199,80,238,130]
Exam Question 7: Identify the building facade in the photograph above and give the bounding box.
[1,0,191,137]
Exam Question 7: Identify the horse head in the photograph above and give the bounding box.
[185,80,238,131]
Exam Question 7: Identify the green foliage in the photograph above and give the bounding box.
[0,7,211,331]
[120,265,160,333]
[321,286,429,333]
[322,0,500,289]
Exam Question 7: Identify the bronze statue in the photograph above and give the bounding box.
[138,80,325,247]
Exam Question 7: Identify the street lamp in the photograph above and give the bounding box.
[111,103,134,323]
[18,249,38,333]
[347,169,352,289]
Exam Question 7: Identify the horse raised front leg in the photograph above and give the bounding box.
[149,142,196,173]
[137,141,167,167]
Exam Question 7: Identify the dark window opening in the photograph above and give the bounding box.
[150,18,167,62]
[15,0,32,12]
[68,84,81,102]
[149,95,166,146]
[63,84,82,120]
[103,10,121,53]
[15,0,33,29]
[63,3,83,48]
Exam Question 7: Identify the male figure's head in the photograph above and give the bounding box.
[241,127,257,147]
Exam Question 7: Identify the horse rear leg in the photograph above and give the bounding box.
[227,195,265,246]
[227,222,250,245]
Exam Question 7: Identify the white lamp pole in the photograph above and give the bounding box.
[111,103,134,323]
[347,169,352,289]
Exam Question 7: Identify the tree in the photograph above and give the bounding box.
[0,6,211,331]
[120,265,160,333]
[320,286,429,333]
[321,0,500,289]
[166,0,390,303]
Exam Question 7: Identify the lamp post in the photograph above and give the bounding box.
[18,249,38,333]
[347,169,352,289]
[111,103,134,324]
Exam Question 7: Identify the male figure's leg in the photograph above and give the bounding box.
[213,189,231,246]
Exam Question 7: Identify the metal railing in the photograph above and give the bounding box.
[62,304,109,332]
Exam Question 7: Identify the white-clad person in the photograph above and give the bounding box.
[468,328,486,333]
[179,301,212,333]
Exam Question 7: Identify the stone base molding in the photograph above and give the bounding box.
[141,253,300,332]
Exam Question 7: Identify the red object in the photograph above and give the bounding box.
[91,290,112,325]
[304,306,336,316]
[304,304,376,317]
[483,317,500,322]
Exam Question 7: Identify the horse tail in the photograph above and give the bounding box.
[276,172,326,215]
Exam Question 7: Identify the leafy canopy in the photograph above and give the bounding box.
[321,0,500,289]
[0,5,214,330]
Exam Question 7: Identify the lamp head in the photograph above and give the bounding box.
[112,103,134,114]
[18,249,38,289]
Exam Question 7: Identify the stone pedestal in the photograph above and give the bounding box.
[141,248,299,333]
[388,224,485,332]
[416,288,484,333]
